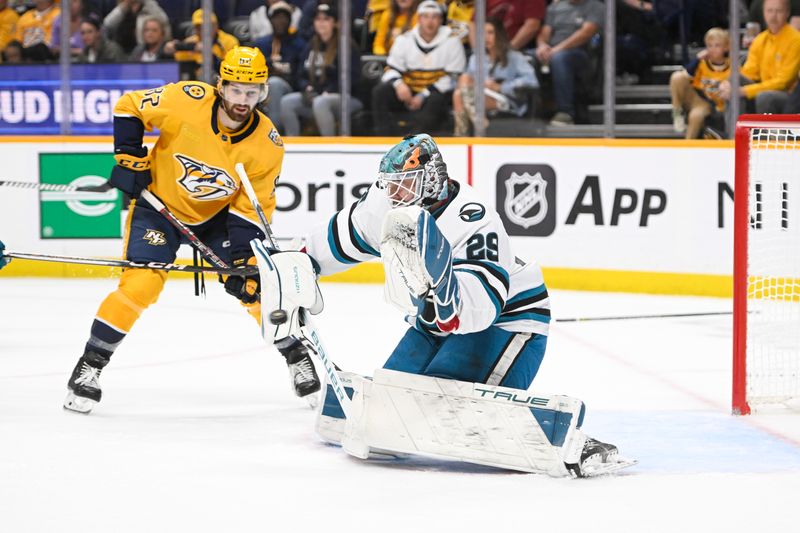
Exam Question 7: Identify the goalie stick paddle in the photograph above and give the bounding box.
[0,249,258,275]
[235,163,352,418]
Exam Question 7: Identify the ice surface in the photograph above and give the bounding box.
[1,278,799,532]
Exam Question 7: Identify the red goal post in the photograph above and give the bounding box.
[733,114,800,415]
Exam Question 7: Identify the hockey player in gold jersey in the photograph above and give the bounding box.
[64,46,320,414]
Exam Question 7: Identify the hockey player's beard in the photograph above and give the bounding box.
[221,100,254,127]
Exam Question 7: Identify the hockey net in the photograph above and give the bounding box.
[733,115,800,415]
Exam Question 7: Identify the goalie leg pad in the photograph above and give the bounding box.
[340,368,589,476]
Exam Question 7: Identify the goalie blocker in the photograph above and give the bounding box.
[315,369,636,478]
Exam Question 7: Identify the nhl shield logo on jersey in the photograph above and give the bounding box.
[182,84,206,100]
[174,154,237,200]
[143,229,167,246]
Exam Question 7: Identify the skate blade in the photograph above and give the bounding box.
[63,391,96,414]
[304,391,320,409]
[581,457,637,477]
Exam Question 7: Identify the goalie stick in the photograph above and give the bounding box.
[234,163,352,418]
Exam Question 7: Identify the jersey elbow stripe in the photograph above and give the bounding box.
[327,215,359,264]
[454,259,510,292]
[457,268,504,318]
[347,203,379,257]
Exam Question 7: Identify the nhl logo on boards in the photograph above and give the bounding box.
[496,164,556,237]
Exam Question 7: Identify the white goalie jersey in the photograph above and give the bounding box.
[304,180,550,337]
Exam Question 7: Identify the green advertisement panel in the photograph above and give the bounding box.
[39,153,121,239]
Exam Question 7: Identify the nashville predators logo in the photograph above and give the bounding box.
[268,128,283,147]
[182,84,206,100]
[143,229,167,246]
[175,154,237,200]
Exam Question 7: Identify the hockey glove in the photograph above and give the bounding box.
[224,256,260,304]
[416,209,461,332]
[109,165,152,199]
[0,239,10,270]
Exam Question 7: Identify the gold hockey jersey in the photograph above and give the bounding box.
[113,80,284,227]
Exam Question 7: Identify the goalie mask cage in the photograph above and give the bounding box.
[733,115,800,415]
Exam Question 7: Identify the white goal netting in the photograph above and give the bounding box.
[744,126,800,407]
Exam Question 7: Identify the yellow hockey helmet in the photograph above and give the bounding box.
[219,46,268,84]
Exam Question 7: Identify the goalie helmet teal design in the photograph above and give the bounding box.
[378,134,449,208]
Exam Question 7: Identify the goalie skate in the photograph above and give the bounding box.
[567,437,637,478]
[63,351,108,414]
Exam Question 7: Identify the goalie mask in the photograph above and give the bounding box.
[378,134,449,208]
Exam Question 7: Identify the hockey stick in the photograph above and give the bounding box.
[234,163,352,418]
[0,179,113,193]
[139,190,230,270]
[555,311,732,323]
[0,249,257,275]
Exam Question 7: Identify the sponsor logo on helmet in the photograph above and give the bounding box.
[174,154,237,200]
[182,84,206,100]
[239,56,252,66]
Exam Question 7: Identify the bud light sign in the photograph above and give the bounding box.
[0,63,179,134]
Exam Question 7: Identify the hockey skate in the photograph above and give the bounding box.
[566,437,637,478]
[63,351,109,414]
[284,343,321,407]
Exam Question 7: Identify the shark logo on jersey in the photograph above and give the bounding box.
[174,154,237,200]
[504,172,548,228]
[143,229,167,246]
[459,203,485,222]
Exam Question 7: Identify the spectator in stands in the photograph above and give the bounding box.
[719,0,800,113]
[250,0,302,41]
[51,0,92,59]
[483,0,545,51]
[0,0,20,59]
[748,0,800,31]
[447,0,473,43]
[280,3,361,136]
[453,17,539,137]
[129,16,171,61]
[103,0,170,55]
[2,39,23,62]
[453,17,537,136]
[534,0,604,126]
[298,0,329,42]
[254,1,307,132]
[670,27,730,139]
[78,13,126,62]
[373,0,418,55]
[15,0,60,61]
[372,0,465,135]
[165,9,239,80]
[367,0,391,35]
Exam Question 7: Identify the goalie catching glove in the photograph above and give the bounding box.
[381,206,461,332]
